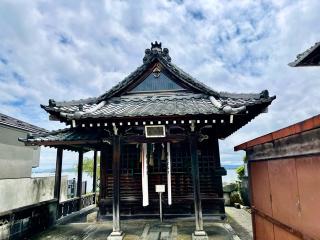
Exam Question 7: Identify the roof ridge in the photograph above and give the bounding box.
[45,97,97,108]
[162,60,220,97]
[25,127,71,138]
[219,90,271,99]
[0,112,47,134]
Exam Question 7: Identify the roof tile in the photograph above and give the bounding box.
[0,113,47,134]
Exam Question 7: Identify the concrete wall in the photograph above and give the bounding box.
[0,176,67,213]
[0,125,40,179]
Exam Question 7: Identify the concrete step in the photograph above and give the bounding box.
[140,223,177,240]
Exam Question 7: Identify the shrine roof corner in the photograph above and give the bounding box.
[289,41,320,67]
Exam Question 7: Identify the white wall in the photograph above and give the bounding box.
[0,176,67,213]
[0,125,40,179]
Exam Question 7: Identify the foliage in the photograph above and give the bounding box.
[75,155,100,179]
[230,191,243,205]
[236,165,245,179]
[223,182,238,193]
[239,179,250,206]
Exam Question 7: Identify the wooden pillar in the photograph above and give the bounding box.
[100,149,107,200]
[77,149,84,210]
[108,135,124,239]
[54,148,63,201]
[189,133,208,239]
[93,150,98,203]
[213,138,221,167]
[213,137,225,217]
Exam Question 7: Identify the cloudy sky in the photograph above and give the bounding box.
[0,0,319,169]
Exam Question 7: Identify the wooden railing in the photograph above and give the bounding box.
[57,193,96,219]
[0,199,57,239]
[81,193,96,208]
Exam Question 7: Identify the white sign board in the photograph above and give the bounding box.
[145,125,166,138]
[155,185,165,193]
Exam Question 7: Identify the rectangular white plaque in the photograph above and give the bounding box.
[155,184,165,193]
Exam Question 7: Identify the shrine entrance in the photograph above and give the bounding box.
[97,129,229,239]
[100,140,195,216]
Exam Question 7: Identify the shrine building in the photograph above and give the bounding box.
[20,42,275,239]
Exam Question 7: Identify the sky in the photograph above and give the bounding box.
[0,0,319,169]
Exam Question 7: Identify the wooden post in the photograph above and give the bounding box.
[54,148,63,201]
[93,150,98,203]
[100,149,107,200]
[108,135,124,239]
[189,133,208,239]
[77,149,84,210]
[213,137,225,218]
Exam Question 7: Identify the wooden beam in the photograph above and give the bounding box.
[24,139,103,146]
[252,207,317,240]
[77,149,84,210]
[122,134,186,144]
[189,133,207,238]
[54,148,63,201]
[93,150,98,203]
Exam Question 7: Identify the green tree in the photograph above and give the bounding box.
[236,165,245,179]
[75,156,100,179]
[236,154,247,179]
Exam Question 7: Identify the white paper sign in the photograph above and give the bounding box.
[155,185,165,193]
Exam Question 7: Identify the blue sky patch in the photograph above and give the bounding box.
[189,10,205,20]
[58,33,73,45]
[12,71,25,84]
[0,57,8,65]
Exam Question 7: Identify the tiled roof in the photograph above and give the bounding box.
[289,42,320,67]
[19,128,107,144]
[43,93,274,120]
[19,128,109,152]
[0,113,47,134]
[41,42,275,121]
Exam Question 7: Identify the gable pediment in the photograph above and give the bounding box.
[129,69,185,93]
[96,42,221,101]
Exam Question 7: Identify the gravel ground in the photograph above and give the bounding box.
[225,207,253,240]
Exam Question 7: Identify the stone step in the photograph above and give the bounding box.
[147,231,160,240]
[140,223,177,240]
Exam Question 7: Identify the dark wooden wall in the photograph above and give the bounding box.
[99,136,225,216]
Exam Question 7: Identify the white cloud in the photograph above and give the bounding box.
[0,0,319,168]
